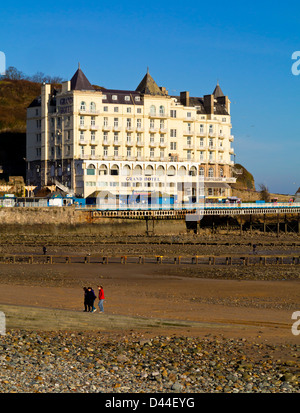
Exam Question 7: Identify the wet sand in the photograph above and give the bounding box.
[0,261,299,345]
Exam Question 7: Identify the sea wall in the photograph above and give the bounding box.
[0,207,187,236]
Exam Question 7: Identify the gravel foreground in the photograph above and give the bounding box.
[0,329,299,393]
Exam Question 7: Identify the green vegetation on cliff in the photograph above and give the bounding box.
[0,79,41,132]
[232,163,255,190]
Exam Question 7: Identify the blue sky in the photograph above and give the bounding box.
[1,0,299,194]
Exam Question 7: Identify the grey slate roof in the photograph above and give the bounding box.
[213,82,224,98]
[136,70,166,96]
[70,67,94,91]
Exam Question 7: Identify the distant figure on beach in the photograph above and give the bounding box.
[86,287,97,312]
[98,285,105,313]
[83,287,88,312]
[252,244,257,254]
[43,246,47,255]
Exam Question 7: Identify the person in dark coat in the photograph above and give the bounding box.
[86,287,96,312]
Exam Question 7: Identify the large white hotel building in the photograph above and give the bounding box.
[26,66,236,202]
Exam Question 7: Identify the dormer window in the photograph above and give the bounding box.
[125,96,130,101]
[135,96,140,101]
[112,95,117,100]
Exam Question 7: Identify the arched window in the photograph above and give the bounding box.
[110,164,119,176]
[208,167,214,178]
[87,164,96,175]
[145,165,154,176]
[99,164,108,175]
[156,165,165,176]
[122,164,131,176]
[150,105,156,116]
[80,101,86,111]
[178,166,187,176]
[189,166,197,176]
[159,105,165,115]
[167,166,176,176]
[133,165,142,176]
[90,102,96,113]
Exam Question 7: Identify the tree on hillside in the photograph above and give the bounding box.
[4,66,25,80]
[1,66,64,84]
[259,183,270,202]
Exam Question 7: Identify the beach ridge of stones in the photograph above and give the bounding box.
[0,329,299,393]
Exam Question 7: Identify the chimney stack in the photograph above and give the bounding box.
[204,94,214,114]
[180,91,190,107]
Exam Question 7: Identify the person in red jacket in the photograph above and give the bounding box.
[97,285,105,313]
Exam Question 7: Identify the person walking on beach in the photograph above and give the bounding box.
[98,285,105,313]
[86,287,96,312]
[91,287,97,312]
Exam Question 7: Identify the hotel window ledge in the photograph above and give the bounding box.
[149,113,167,119]
[79,139,89,145]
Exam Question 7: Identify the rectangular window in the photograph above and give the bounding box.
[103,146,108,156]
[170,110,177,118]
[127,147,131,157]
[91,131,96,142]
[91,146,95,156]
[170,142,177,150]
[170,129,177,138]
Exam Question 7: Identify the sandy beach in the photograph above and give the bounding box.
[0,237,299,393]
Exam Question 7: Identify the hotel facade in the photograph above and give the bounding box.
[26,67,236,202]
